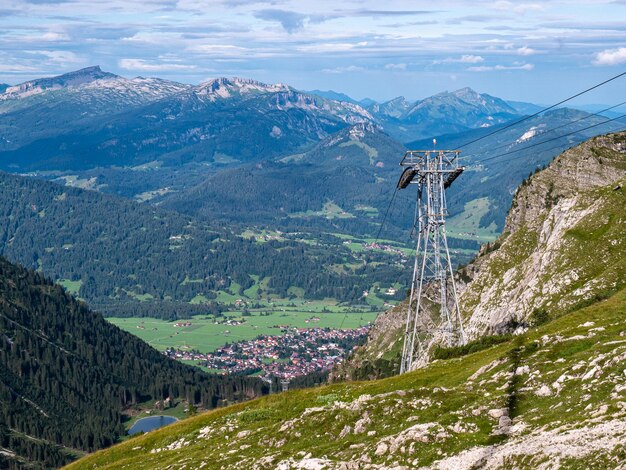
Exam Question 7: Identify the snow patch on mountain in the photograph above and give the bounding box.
[195,77,290,101]
[516,127,539,143]
[1,66,118,100]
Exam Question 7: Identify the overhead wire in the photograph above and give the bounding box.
[494,122,626,170]
[459,100,626,160]
[373,187,399,245]
[455,70,626,151]
[375,71,625,243]
[360,70,626,320]
[474,112,626,165]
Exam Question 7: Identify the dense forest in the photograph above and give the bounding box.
[160,125,410,229]
[0,171,411,319]
[0,256,266,469]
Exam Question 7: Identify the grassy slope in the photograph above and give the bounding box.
[67,289,626,469]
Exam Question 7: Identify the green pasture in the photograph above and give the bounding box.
[107,308,378,354]
[290,201,355,219]
[447,197,499,242]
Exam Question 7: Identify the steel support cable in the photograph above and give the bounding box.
[338,186,401,331]
[458,100,626,161]
[373,187,399,245]
[454,70,626,151]
[493,123,626,168]
[474,112,626,165]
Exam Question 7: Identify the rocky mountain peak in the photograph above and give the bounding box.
[505,132,626,234]
[452,86,479,99]
[2,65,119,98]
[195,77,291,100]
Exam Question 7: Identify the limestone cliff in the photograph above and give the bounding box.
[335,131,626,377]
[461,131,625,337]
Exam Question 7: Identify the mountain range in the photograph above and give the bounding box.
[0,66,531,173]
[65,130,626,470]
[1,67,623,319]
[0,68,371,171]
[366,87,521,142]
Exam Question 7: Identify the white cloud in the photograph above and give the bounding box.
[43,51,82,64]
[493,1,545,14]
[0,64,40,73]
[593,47,626,66]
[459,54,485,63]
[40,31,70,42]
[321,65,365,74]
[186,44,255,58]
[434,55,485,64]
[517,46,537,56]
[384,63,406,70]
[468,63,534,72]
[298,42,368,53]
[118,59,196,71]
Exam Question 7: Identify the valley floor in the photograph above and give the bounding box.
[66,289,626,469]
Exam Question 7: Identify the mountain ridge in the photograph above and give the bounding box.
[0,68,373,171]
[1,66,118,99]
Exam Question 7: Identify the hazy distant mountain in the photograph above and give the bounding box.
[306,89,360,104]
[406,87,517,124]
[368,96,412,119]
[1,65,117,99]
[0,70,372,171]
[0,66,191,112]
[306,89,376,108]
[366,87,520,142]
[506,99,544,115]
[0,66,193,159]
[570,103,624,118]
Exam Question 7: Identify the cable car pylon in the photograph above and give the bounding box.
[397,148,467,373]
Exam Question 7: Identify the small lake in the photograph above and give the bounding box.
[128,415,178,435]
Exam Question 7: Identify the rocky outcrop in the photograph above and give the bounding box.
[460,132,625,337]
[335,131,626,377]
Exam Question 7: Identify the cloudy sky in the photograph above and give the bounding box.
[1,0,625,103]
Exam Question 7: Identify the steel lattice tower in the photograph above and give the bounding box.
[398,149,467,373]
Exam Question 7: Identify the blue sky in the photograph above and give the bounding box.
[1,0,625,103]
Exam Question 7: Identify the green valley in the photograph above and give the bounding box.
[0,170,408,320]
[108,307,378,354]
[67,130,626,469]
[66,288,626,469]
